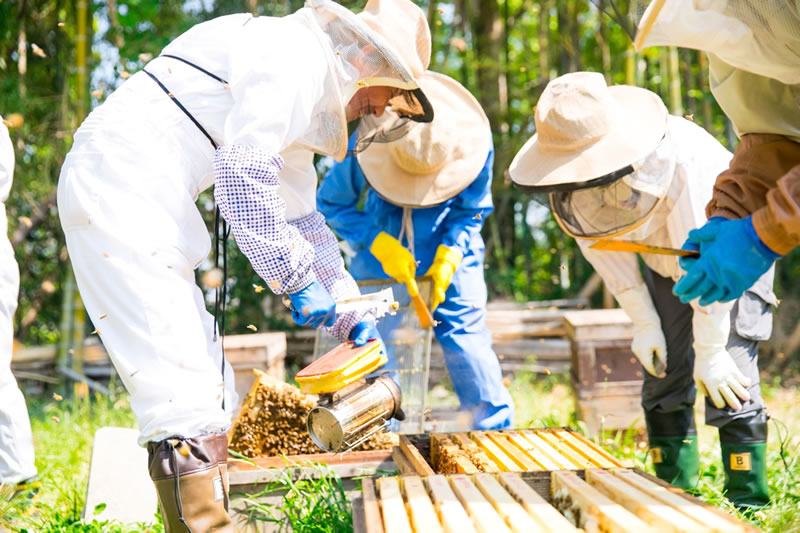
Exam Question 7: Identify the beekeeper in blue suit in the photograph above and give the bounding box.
[318,71,514,430]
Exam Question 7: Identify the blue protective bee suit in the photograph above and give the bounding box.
[317,135,514,430]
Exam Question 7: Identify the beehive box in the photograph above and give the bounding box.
[563,309,644,435]
[353,469,759,533]
[397,428,625,477]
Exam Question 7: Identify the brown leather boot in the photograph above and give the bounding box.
[147,433,233,533]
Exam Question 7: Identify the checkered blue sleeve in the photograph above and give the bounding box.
[289,211,373,342]
[214,145,316,295]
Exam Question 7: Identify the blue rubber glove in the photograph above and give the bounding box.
[348,320,383,347]
[677,217,726,274]
[673,216,780,306]
[287,281,336,328]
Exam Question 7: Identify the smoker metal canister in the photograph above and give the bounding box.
[307,376,402,452]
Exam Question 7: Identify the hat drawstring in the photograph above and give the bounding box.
[398,207,416,259]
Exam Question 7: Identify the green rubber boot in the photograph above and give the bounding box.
[645,408,700,490]
[720,413,770,509]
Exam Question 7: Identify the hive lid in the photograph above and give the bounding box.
[295,340,387,394]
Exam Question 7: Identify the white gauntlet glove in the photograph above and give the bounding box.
[616,284,668,378]
[692,308,751,410]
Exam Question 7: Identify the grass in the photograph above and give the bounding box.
[231,460,353,533]
[1,384,162,532]
[4,373,799,532]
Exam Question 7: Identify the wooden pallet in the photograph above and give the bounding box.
[407,428,624,475]
[354,470,758,533]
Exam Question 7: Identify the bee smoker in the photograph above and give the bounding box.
[295,338,405,452]
[307,375,405,452]
[292,288,405,452]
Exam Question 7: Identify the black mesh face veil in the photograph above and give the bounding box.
[352,89,433,154]
[549,172,662,239]
[306,0,435,157]
[511,128,675,239]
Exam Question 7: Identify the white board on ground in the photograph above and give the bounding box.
[83,427,158,525]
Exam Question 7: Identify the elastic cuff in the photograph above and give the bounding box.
[284,271,317,296]
[706,206,740,220]
[746,214,784,258]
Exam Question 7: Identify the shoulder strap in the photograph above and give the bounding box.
[160,54,229,86]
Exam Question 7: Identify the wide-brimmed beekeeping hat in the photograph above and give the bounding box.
[356,71,491,207]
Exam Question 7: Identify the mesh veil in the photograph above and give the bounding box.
[549,131,677,239]
[307,0,433,157]
[594,0,800,84]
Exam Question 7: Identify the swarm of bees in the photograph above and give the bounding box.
[228,370,396,458]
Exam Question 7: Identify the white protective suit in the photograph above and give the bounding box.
[57,11,386,444]
[0,119,37,484]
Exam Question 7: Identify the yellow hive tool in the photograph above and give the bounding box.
[590,240,700,258]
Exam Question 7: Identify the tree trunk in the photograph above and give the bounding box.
[698,52,714,135]
[538,0,550,82]
[667,46,682,115]
[681,48,697,118]
[596,0,611,82]
[471,0,510,276]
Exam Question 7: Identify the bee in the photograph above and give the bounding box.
[53,393,63,401]
[32,43,47,58]
[247,324,257,332]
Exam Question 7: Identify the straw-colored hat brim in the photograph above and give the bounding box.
[357,71,491,207]
[509,85,668,190]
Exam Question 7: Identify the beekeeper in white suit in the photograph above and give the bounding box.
[57,1,433,530]
[509,72,774,507]
[0,119,37,493]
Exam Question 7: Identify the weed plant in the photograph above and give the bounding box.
[232,460,352,533]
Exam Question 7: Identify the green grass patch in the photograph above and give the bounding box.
[232,460,352,533]
[1,385,162,532]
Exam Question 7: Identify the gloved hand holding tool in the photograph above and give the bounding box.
[424,245,462,311]
[287,281,337,328]
[370,231,434,328]
[616,284,668,378]
[675,217,781,306]
[349,320,382,347]
[692,309,751,411]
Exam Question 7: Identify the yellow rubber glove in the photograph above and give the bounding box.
[424,245,463,311]
[370,232,417,284]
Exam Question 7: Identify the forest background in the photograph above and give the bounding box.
[1,0,799,374]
